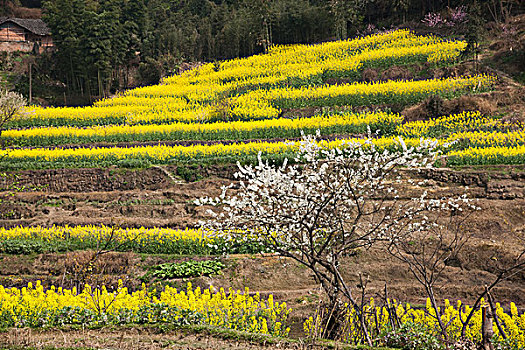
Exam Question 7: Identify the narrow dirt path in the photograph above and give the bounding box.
[0,327,312,350]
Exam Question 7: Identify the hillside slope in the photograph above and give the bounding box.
[1,29,525,347]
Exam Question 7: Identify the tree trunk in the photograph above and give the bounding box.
[98,68,104,99]
[426,285,449,342]
[323,298,345,340]
[486,289,507,340]
[482,306,495,350]
[28,62,32,104]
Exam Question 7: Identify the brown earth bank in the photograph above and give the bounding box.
[0,326,339,350]
[0,166,524,318]
[1,165,525,227]
[2,164,525,195]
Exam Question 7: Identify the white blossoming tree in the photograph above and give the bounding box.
[197,132,472,345]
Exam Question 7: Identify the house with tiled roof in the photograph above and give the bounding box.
[0,17,53,53]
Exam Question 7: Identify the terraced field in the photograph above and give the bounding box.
[2,29,518,169]
[1,29,525,348]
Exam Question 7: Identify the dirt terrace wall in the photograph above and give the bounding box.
[2,165,524,199]
[419,167,525,199]
[1,167,174,193]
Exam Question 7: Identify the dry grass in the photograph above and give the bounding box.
[401,94,498,121]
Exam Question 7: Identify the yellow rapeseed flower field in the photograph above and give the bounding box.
[8,29,471,129]
[1,136,423,164]
[3,111,403,145]
[0,281,290,336]
[0,225,214,243]
[1,29,521,168]
[305,298,525,347]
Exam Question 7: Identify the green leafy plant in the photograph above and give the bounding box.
[150,260,225,279]
[176,164,203,182]
[0,239,46,254]
[116,158,152,169]
[383,322,443,350]
[0,239,75,254]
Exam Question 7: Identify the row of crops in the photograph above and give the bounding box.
[2,29,522,169]
[0,281,291,336]
[0,226,264,255]
[8,30,469,128]
[2,111,524,168]
[1,280,523,349]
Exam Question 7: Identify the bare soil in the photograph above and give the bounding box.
[0,327,318,350]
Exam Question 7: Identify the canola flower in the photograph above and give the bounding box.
[0,225,213,242]
[231,75,495,119]
[2,128,524,167]
[168,29,460,87]
[0,281,291,336]
[397,111,499,138]
[0,136,424,166]
[447,145,525,165]
[304,298,525,348]
[445,130,525,149]
[6,30,472,129]
[158,30,455,88]
[0,225,266,255]
[167,38,464,89]
[3,112,403,146]
[11,101,211,128]
[0,24,516,170]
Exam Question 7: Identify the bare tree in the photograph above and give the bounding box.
[197,132,468,345]
[388,185,525,344]
[459,243,525,339]
[386,206,477,341]
[486,0,517,24]
[61,223,144,291]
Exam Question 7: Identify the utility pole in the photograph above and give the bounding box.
[28,62,32,104]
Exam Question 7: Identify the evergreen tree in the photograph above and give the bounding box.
[43,0,86,94]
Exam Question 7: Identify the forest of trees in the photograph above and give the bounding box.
[1,0,522,102]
